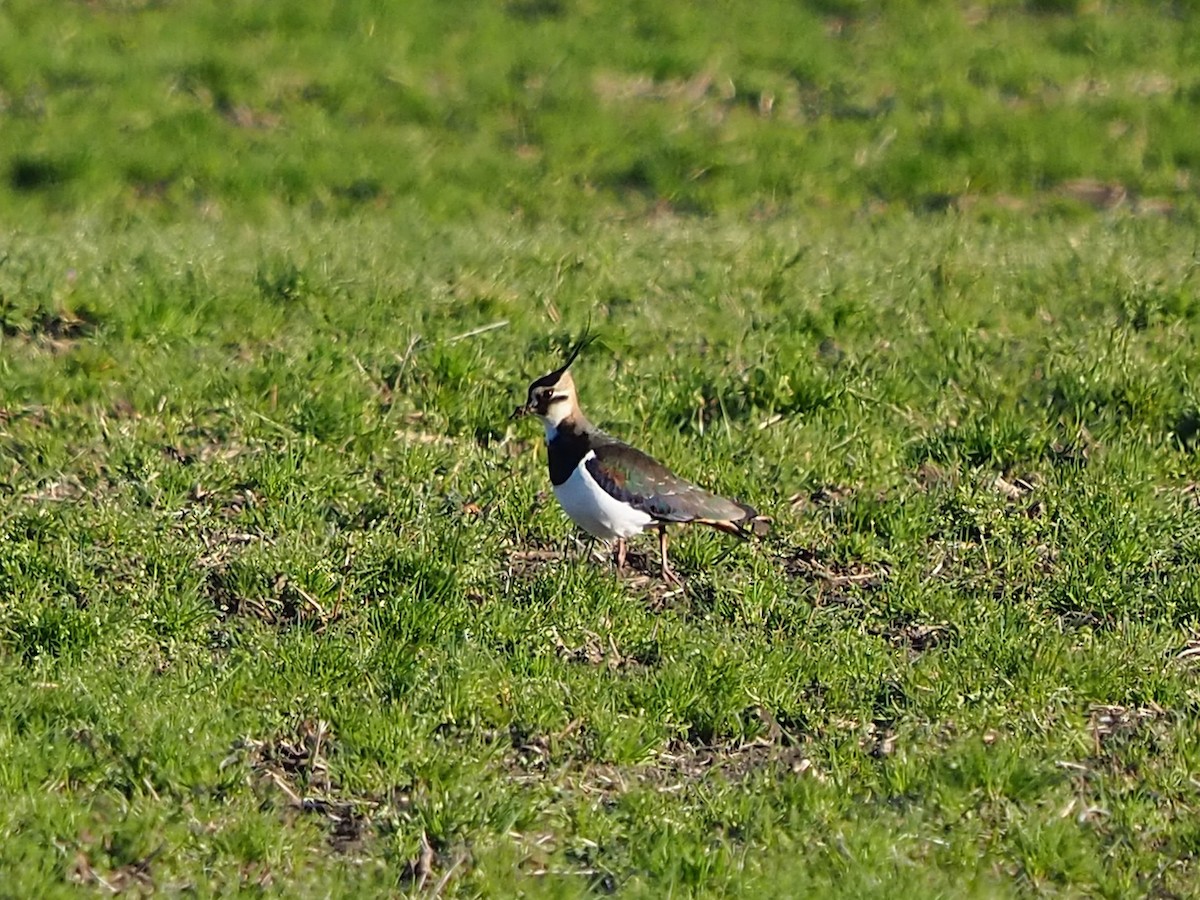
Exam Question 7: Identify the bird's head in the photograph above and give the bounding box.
[511,331,594,430]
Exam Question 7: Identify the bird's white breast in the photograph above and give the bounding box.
[553,451,653,540]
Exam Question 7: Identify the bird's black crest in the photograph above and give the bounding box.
[559,324,596,371]
[535,324,596,387]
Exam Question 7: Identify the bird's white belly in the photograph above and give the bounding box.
[553,452,653,540]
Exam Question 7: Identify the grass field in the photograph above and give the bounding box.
[3,0,1200,896]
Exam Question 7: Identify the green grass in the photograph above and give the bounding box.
[2,1,1200,896]
[3,0,1200,221]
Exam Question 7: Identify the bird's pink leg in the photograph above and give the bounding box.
[658,525,683,586]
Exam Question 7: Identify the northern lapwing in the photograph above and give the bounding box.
[511,336,767,584]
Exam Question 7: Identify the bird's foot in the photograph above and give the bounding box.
[660,563,685,588]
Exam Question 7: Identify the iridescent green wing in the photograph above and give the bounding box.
[586,439,755,524]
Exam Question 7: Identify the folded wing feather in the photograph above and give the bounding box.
[585,439,757,526]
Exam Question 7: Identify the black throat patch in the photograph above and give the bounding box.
[546,421,593,486]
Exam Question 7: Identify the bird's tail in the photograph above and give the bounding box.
[697,500,771,539]
[733,500,772,538]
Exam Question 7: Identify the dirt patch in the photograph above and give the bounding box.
[1055,704,1175,784]
[225,720,467,890]
[1176,637,1200,663]
[1088,703,1167,751]
[162,432,261,467]
[69,840,164,893]
[651,737,816,785]
[592,71,716,107]
[987,472,1047,520]
[1049,427,1097,468]
[549,627,659,671]
[179,486,337,631]
[1055,178,1129,211]
[503,737,818,818]
[223,104,281,130]
[204,566,334,626]
[0,404,48,428]
[989,473,1037,501]
[429,718,823,890]
[914,461,957,492]
[19,476,89,503]
[612,546,689,606]
[874,619,956,657]
[506,545,567,577]
[0,303,101,351]
[181,516,313,628]
[502,704,819,798]
[788,484,855,510]
[504,541,685,605]
[782,547,888,590]
[231,720,368,853]
[861,721,898,759]
[926,184,1173,218]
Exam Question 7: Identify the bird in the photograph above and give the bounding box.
[511,334,767,584]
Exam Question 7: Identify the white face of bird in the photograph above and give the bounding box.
[511,331,593,431]
[512,369,578,429]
